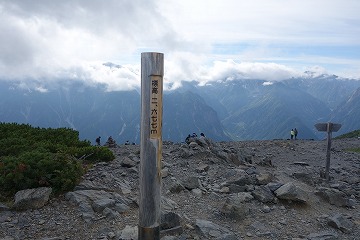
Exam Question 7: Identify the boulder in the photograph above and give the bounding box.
[274,182,307,203]
[13,187,52,210]
[252,186,275,203]
[315,187,355,208]
[327,213,354,233]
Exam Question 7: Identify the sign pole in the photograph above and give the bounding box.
[139,52,164,240]
[325,123,332,181]
[314,122,341,182]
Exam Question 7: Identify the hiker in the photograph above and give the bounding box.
[192,132,198,138]
[200,132,206,138]
[185,134,191,144]
[125,140,130,145]
[290,129,294,140]
[96,136,101,146]
[294,128,298,140]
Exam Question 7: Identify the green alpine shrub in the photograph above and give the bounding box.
[0,122,114,197]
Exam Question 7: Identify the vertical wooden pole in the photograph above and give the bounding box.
[139,52,164,240]
[325,122,332,181]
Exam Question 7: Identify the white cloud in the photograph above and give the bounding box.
[0,0,359,89]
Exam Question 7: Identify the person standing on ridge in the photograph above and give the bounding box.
[96,136,101,146]
[290,129,294,140]
[294,128,298,140]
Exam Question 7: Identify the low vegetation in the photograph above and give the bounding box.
[335,129,360,139]
[334,129,360,153]
[0,123,114,199]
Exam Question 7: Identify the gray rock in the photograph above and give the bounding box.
[192,188,203,196]
[274,182,307,203]
[161,212,181,230]
[118,225,138,240]
[182,176,200,190]
[327,213,354,233]
[228,184,247,193]
[103,207,120,219]
[121,157,137,168]
[0,203,10,212]
[256,172,274,185]
[195,219,237,239]
[161,197,178,211]
[168,180,185,193]
[13,187,52,210]
[220,202,249,220]
[307,231,338,240]
[292,172,313,185]
[250,221,272,236]
[226,175,256,187]
[266,182,283,192]
[227,192,254,204]
[114,203,130,213]
[65,189,130,221]
[245,166,259,175]
[161,167,169,178]
[252,186,275,203]
[315,187,354,207]
[196,164,209,173]
[92,198,116,212]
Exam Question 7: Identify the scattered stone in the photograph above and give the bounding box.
[1,139,360,239]
[121,157,137,168]
[182,176,200,190]
[196,164,210,173]
[195,219,238,239]
[307,231,338,240]
[256,173,274,185]
[0,203,10,212]
[118,225,138,240]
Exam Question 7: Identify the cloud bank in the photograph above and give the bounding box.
[0,0,359,91]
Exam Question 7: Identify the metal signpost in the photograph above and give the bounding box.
[139,52,164,240]
[314,122,342,181]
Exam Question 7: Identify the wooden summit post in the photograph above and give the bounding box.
[315,122,341,181]
[139,52,164,240]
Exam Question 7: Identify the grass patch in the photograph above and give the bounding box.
[345,148,360,153]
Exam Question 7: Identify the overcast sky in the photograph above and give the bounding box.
[1,0,359,91]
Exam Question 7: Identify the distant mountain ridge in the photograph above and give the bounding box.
[1,73,360,143]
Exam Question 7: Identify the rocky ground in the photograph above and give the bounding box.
[1,138,359,240]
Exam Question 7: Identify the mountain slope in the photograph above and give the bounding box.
[331,87,360,136]
[163,91,229,142]
[222,82,330,140]
[0,81,228,143]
